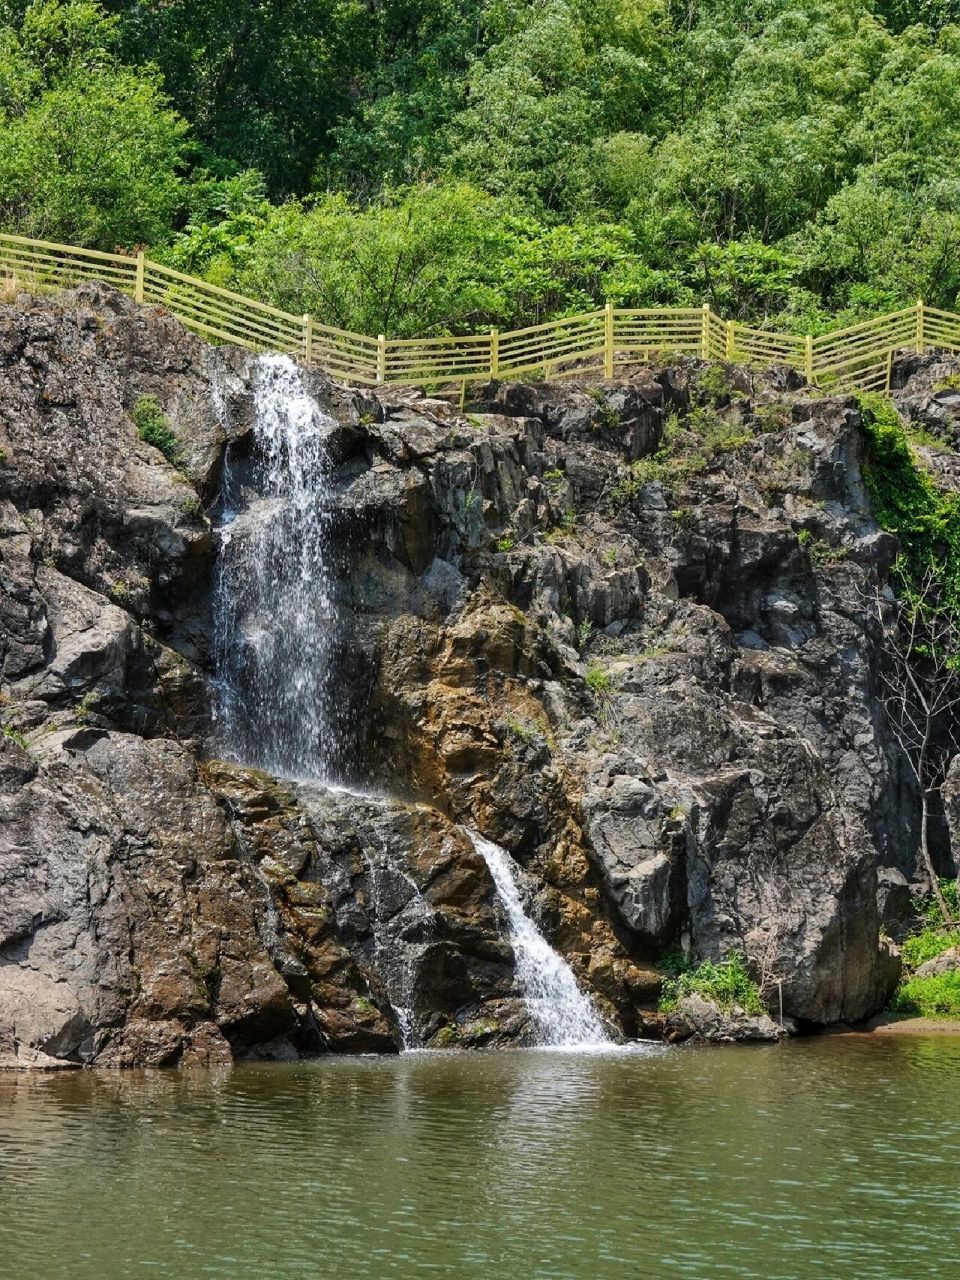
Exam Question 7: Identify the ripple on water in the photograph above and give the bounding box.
[0,1036,959,1280]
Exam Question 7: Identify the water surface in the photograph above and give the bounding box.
[2,1036,958,1279]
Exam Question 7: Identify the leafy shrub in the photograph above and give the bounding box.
[133,397,180,465]
[901,927,960,971]
[891,971,960,1018]
[659,952,765,1015]
[899,880,960,971]
[2,724,28,749]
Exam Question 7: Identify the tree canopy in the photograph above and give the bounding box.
[2,0,960,333]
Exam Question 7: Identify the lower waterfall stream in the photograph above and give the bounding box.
[213,356,612,1049]
[467,832,611,1048]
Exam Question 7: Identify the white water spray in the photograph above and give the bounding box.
[214,355,343,779]
[467,831,611,1048]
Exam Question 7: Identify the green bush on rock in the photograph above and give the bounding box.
[132,396,180,465]
[658,953,764,1016]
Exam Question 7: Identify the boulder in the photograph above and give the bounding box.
[664,994,785,1043]
[916,947,960,978]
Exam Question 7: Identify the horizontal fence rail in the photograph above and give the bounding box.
[0,232,951,397]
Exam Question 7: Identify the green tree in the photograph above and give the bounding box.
[0,0,186,247]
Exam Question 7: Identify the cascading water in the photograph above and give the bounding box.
[214,354,344,779]
[212,357,616,1052]
[467,831,611,1049]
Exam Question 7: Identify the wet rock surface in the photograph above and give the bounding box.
[0,287,935,1066]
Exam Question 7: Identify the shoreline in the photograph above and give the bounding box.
[827,1015,960,1037]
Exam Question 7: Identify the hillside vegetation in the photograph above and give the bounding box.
[2,0,960,336]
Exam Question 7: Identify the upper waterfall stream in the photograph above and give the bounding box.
[468,831,611,1049]
[214,355,343,780]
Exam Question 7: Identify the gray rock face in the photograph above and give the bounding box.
[0,289,926,1066]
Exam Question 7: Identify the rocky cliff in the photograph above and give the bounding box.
[0,283,932,1067]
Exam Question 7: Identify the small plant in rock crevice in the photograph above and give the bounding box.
[608,403,756,508]
[2,724,28,749]
[542,508,578,544]
[797,527,847,565]
[695,363,734,406]
[752,402,793,433]
[133,396,182,465]
[585,662,613,695]
[73,691,96,724]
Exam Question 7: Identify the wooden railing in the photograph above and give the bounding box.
[2,232,957,395]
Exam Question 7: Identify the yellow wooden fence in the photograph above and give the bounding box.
[3,231,959,395]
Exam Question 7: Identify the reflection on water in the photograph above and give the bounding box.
[1,1036,958,1279]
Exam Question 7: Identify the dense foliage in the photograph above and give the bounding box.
[890,880,960,1017]
[899,878,960,968]
[891,969,960,1016]
[5,0,960,333]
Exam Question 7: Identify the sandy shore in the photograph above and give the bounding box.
[854,1016,960,1035]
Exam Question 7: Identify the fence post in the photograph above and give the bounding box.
[376,334,387,384]
[726,320,735,359]
[604,302,614,378]
[701,302,711,358]
[303,314,313,364]
[805,334,814,385]
[134,251,145,305]
[490,327,499,378]
[916,300,925,354]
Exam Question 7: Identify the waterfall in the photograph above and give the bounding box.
[211,357,614,1053]
[214,355,343,780]
[467,832,611,1048]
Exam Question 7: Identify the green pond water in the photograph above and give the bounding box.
[1,1035,958,1279]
